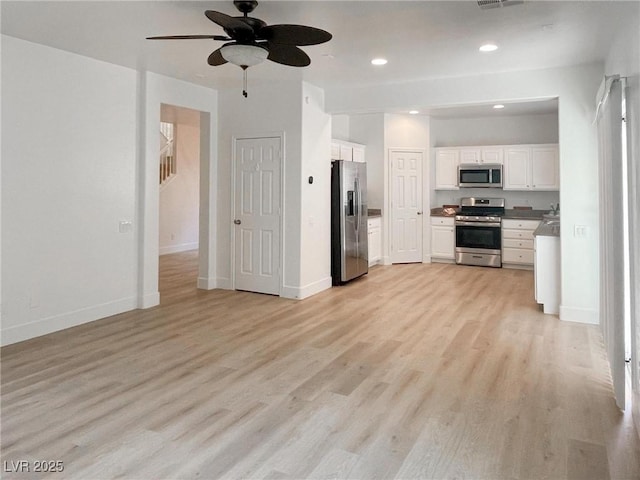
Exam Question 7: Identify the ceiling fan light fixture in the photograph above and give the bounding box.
[221,43,268,67]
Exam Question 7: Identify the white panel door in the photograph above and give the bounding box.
[390,150,423,263]
[234,137,281,295]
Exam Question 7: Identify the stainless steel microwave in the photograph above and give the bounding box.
[458,164,503,188]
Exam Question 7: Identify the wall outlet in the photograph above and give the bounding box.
[574,225,588,238]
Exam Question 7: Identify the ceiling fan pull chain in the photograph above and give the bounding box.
[242,67,248,98]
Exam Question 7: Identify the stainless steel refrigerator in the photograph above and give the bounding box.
[331,160,368,285]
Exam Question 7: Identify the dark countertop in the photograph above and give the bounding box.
[430,207,458,217]
[430,207,548,219]
[368,209,382,218]
[502,209,548,220]
[534,219,561,237]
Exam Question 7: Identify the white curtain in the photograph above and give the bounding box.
[597,77,626,409]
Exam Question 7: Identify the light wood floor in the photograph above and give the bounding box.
[2,251,639,479]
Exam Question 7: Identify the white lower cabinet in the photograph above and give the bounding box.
[431,217,455,261]
[368,217,382,266]
[535,234,561,314]
[502,219,540,268]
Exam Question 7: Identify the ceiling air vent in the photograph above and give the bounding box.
[478,0,523,9]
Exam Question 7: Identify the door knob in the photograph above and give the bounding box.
[417,211,423,215]
[233,219,241,225]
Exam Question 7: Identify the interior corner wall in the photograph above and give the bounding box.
[143,72,218,299]
[325,63,603,324]
[217,82,303,295]
[1,35,138,345]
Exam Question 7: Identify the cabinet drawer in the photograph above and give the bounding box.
[503,238,534,249]
[503,228,534,241]
[503,248,534,264]
[431,217,455,226]
[502,219,540,230]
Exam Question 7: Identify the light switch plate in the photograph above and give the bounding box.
[119,221,133,233]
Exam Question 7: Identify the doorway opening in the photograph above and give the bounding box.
[158,103,202,300]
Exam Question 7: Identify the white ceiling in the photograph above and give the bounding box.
[2,1,637,116]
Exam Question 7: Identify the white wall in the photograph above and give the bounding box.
[430,113,559,147]
[1,36,138,345]
[325,63,603,324]
[348,114,385,210]
[384,114,431,264]
[331,114,350,141]
[1,38,219,345]
[142,72,218,298]
[299,82,332,296]
[217,81,304,295]
[159,107,200,255]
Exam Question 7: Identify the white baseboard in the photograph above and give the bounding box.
[559,305,599,325]
[1,296,138,346]
[138,291,160,309]
[159,242,199,256]
[281,276,332,300]
[196,277,232,290]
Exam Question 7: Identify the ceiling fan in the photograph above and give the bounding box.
[147,0,332,97]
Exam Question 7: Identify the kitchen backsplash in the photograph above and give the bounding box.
[434,188,560,210]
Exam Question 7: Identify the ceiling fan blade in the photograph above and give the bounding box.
[258,24,332,46]
[265,43,310,67]
[208,48,228,66]
[146,35,230,40]
[205,10,253,33]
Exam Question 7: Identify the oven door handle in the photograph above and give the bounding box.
[455,221,502,228]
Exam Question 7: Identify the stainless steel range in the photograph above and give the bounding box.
[455,197,505,267]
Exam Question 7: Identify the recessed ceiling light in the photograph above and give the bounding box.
[493,104,505,109]
[409,110,419,115]
[371,58,388,66]
[479,43,498,52]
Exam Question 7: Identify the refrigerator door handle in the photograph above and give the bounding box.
[354,178,360,231]
[347,191,355,216]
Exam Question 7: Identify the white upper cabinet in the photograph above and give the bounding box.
[481,147,504,164]
[504,147,530,189]
[435,143,558,191]
[459,147,504,164]
[530,146,559,190]
[504,144,559,191]
[435,148,460,190]
[352,145,365,163]
[460,148,481,164]
[330,142,341,160]
[331,139,366,163]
